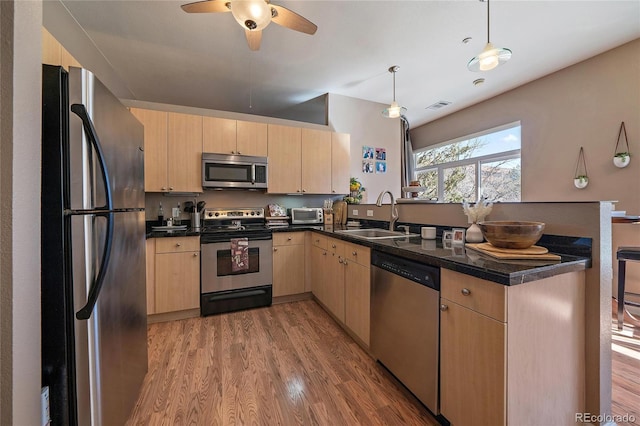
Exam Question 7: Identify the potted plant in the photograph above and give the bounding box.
[344,177,365,204]
[574,175,589,189]
[613,122,631,168]
[613,152,630,168]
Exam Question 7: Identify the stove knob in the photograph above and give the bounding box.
[251,211,255,216]
[214,212,219,217]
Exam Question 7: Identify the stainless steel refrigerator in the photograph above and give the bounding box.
[41,65,147,426]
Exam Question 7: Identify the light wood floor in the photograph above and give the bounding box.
[126,300,439,425]
[612,310,640,426]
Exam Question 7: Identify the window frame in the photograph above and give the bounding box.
[413,122,521,202]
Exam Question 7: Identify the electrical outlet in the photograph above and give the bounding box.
[41,386,50,426]
[352,209,358,216]
[367,210,374,217]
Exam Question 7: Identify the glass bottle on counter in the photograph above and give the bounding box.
[157,202,164,224]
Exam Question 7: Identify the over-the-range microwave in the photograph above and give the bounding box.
[202,153,268,189]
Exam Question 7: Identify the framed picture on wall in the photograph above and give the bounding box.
[375,147,386,160]
[375,161,386,173]
[362,161,374,173]
[362,146,374,159]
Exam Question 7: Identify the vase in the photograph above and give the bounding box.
[466,223,484,243]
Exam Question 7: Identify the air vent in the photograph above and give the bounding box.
[426,101,452,111]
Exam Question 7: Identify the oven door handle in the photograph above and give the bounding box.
[200,235,273,244]
[251,164,256,185]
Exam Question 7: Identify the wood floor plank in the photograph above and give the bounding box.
[127,301,640,425]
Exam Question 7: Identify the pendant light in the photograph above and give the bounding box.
[382,66,407,118]
[468,0,511,72]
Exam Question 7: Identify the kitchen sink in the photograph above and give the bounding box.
[335,228,418,240]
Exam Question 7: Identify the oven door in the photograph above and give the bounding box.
[201,238,273,294]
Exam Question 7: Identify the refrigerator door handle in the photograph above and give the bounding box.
[70,103,113,211]
[71,103,115,320]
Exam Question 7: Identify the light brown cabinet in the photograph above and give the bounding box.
[153,237,200,314]
[145,238,156,314]
[309,235,371,346]
[203,118,267,157]
[272,232,305,297]
[343,242,371,346]
[331,132,351,195]
[131,109,202,193]
[267,126,350,194]
[440,269,586,426]
[267,124,302,193]
[42,27,81,70]
[301,128,332,194]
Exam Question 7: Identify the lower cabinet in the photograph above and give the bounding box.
[152,236,200,314]
[310,234,371,347]
[272,232,305,297]
[440,268,585,426]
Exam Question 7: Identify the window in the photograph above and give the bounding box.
[413,123,521,202]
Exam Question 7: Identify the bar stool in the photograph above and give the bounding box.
[616,246,640,330]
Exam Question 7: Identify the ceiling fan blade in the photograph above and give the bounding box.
[245,29,262,51]
[181,0,230,14]
[270,4,317,35]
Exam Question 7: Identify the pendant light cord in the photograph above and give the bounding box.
[486,0,490,43]
[392,70,396,102]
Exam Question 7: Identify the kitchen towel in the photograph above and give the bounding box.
[231,238,249,272]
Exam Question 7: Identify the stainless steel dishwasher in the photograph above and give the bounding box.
[371,250,440,415]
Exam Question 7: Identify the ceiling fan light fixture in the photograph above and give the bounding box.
[231,0,271,31]
[468,0,511,72]
[382,66,407,119]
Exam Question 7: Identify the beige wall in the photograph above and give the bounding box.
[328,93,402,202]
[0,1,43,425]
[411,39,640,213]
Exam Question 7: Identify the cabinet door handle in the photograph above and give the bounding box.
[193,253,198,257]
[338,258,343,264]
[331,244,336,248]
[169,186,174,191]
[343,260,348,266]
[176,243,182,247]
[440,304,448,312]
[287,237,292,241]
[273,247,278,252]
[322,252,327,256]
[315,239,320,243]
[231,151,235,154]
[332,190,336,193]
[461,288,471,296]
[161,186,166,190]
[352,251,357,256]
[237,151,241,155]
[302,189,306,193]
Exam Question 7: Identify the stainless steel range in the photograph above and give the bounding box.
[200,207,273,316]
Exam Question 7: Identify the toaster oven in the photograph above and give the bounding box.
[291,208,323,224]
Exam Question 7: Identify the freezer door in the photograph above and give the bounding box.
[68,67,144,210]
[72,210,147,426]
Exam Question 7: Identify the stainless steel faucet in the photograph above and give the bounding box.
[376,190,398,231]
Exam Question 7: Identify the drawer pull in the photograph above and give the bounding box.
[176,243,182,247]
[315,239,320,243]
[338,258,343,264]
[332,244,336,248]
[440,304,448,312]
[352,251,357,256]
[461,288,471,296]
[287,237,292,241]
[322,252,327,256]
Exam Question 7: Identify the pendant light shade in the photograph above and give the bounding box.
[382,66,407,118]
[468,0,511,72]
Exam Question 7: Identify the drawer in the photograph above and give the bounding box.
[344,242,370,267]
[327,237,345,256]
[155,236,200,254]
[311,234,328,250]
[273,232,305,246]
[441,269,506,322]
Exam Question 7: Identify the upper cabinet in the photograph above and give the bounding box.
[267,124,302,193]
[131,109,202,193]
[203,118,267,157]
[301,129,332,194]
[42,27,81,70]
[267,126,350,195]
[331,132,351,195]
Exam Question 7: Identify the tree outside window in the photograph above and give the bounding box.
[413,123,521,202]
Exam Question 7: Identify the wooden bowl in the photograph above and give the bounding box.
[477,221,545,249]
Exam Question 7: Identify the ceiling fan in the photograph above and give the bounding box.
[181,0,317,51]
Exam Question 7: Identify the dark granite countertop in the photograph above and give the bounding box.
[147,222,591,286]
[272,225,591,286]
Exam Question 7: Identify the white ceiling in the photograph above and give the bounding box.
[51,0,640,127]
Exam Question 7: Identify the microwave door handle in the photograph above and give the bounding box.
[251,164,256,185]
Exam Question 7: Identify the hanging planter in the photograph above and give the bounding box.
[613,122,631,168]
[574,147,589,189]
